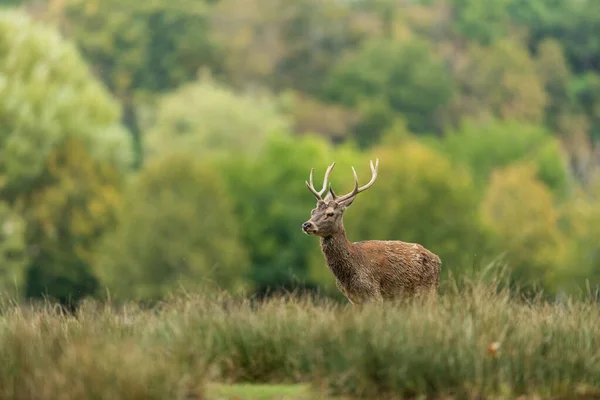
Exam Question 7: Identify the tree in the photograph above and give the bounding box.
[143,75,291,160]
[278,90,360,144]
[210,0,380,95]
[534,39,573,131]
[559,184,600,295]
[43,0,222,166]
[0,10,131,304]
[555,113,598,187]
[19,139,124,305]
[450,39,548,126]
[436,119,570,196]
[324,37,454,145]
[569,72,600,143]
[94,153,249,301]
[0,10,132,200]
[449,0,513,44]
[0,202,28,298]
[509,0,600,74]
[480,162,567,294]
[507,0,600,143]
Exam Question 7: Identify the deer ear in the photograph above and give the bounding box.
[339,196,356,210]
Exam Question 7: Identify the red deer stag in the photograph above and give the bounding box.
[301,159,441,304]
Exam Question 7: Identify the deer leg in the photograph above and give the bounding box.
[354,287,383,306]
[336,280,355,305]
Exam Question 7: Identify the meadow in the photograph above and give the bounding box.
[3,2,600,398]
[1,272,599,400]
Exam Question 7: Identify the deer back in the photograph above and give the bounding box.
[352,240,441,296]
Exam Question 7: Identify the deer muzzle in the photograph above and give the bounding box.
[302,221,317,235]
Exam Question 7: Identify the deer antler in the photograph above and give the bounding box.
[330,158,379,204]
[306,162,336,201]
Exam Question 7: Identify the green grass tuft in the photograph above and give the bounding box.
[205,383,312,399]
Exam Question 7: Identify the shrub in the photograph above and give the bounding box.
[94,153,250,302]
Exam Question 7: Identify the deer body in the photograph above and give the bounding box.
[302,159,441,304]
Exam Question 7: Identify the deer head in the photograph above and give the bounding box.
[302,159,379,237]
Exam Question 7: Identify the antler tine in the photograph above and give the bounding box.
[359,158,379,192]
[305,168,321,199]
[327,183,337,200]
[306,162,336,200]
[321,162,336,197]
[335,158,379,204]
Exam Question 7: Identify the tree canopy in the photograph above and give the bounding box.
[3,0,600,302]
[0,10,131,199]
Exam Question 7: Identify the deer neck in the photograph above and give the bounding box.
[319,226,357,281]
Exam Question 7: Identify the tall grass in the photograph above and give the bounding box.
[0,273,599,399]
[0,298,206,399]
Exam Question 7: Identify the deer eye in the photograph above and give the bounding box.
[326,212,334,217]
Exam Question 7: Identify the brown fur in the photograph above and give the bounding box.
[302,161,441,305]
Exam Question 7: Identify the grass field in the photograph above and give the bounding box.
[0,274,599,399]
[205,383,313,399]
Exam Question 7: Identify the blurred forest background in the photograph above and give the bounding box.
[2,0,600,306]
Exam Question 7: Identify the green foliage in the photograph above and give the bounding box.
[0,202,28,297]
[54,0,220,165]
[278,90,360,143]
[324,37,453,144]
[510,0,600,74]
[569,72,600,142]
[210,0,379,95]
[480,163,567,292]
[0,10,131,198]
[143,75,291,160]
[0,10,130,304]
[535,39,573,130]
[449,0,512,44]
[451,39,548,125]
[508,0,600,145]
[9,0,600,300]
[59,0,219,96]
[94,153,249,301]
[19,139,124,305]
[558,184,600,294]
[25,249,99,308]
[438,119,570,195]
